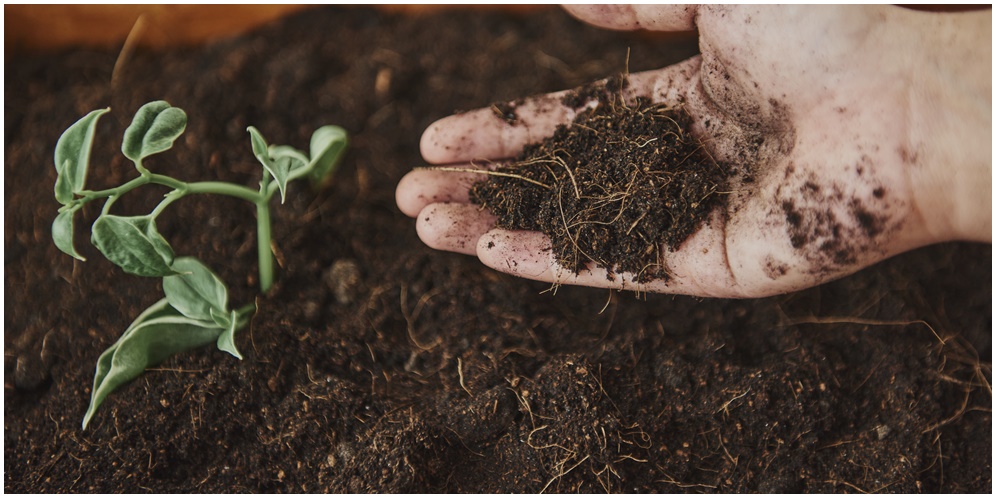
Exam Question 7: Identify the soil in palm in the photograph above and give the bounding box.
[471,79,727,282]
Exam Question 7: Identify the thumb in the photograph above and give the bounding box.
[562,4,699,32]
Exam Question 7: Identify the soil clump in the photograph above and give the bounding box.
[471,81,727,281]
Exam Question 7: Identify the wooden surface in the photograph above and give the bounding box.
[5,5,316,53]
[4,5,553,54]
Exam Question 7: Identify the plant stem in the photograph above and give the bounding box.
[75,175,150,204]
[256,201,274,293]
[76,174,264,205]
[161,173,276,293]
[183,176,277,293]
[78,167,278,293]
[184,180,263,204]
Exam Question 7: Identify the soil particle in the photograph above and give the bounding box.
[850,199,885,237]
[471,85,730,282]
[491,100,522,126]
[773,163,897,276]
[326,258,362,305]
[560,74,628,110]
[439,384,518,444]
[763,255,789,280]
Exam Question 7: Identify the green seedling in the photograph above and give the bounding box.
[52,101,348,430]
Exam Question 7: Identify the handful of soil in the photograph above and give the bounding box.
[470,80,730,282]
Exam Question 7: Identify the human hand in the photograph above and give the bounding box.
[396,5,991,298]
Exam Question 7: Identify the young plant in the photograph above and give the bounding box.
[52,101,348,430]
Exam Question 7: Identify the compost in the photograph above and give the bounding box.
[471,84,728,281]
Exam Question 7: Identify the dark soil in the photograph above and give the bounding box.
[471,86,727,281]
[5,6,992,493]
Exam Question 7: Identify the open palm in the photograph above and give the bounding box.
[397,5,990,297]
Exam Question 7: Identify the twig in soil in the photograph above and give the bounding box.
[783,315,945,345]
[111,13,147,92]
[715,430,740,468]
[921,387,991,434]
[621,424,653,451]
[418,166,552,190]
[817,439,857,451]
[538,281,563,296]
[527,425,573,453]
[598,289,614,315]
[592,461,620,493]
[931,433,945,488]
[571,122,600,135]
[270,239,287,269]
[933,372,991,389]
[636,259,667,284]
[521,153,580,198]
[457,357,472,396]
[935,335,992,396]
[826,479,898,494]
[655,470,718,490]
[557,186,598,267]
[248,295,262,357]
[589,364,622,414]
[595,426,608,452]
[539,454,590,494]
[511,386,539,427]
[399,285,441,351]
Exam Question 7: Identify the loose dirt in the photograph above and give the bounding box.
[471,81,728,281]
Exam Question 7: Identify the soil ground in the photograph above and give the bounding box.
[5,6,992,493]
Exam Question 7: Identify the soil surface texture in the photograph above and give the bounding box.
[5,6,992,493]
[471,86,727,282]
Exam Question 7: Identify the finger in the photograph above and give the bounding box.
[562,5,699,32]
[396,164,490,217]
[416,202,496,256]
[475,211,757,298]
[420,90,577,164]
[420,65,697,164]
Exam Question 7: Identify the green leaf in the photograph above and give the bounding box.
[307,125,348,185]
[270,145,310,178]
[91,215,176,277]
[53,206,86,261]
[215,309,243,360]
[219,303,254,360]
[247,125,271,166]
[122,101,187,166]
[163,257,229,322]
[247,126,291,203]
[82,299,223,430]
[54,107,110,204]
[87,299,176,414]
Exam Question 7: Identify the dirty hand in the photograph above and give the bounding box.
[396,5,991,298]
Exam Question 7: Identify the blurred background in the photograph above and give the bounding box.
[5,5,554,54]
